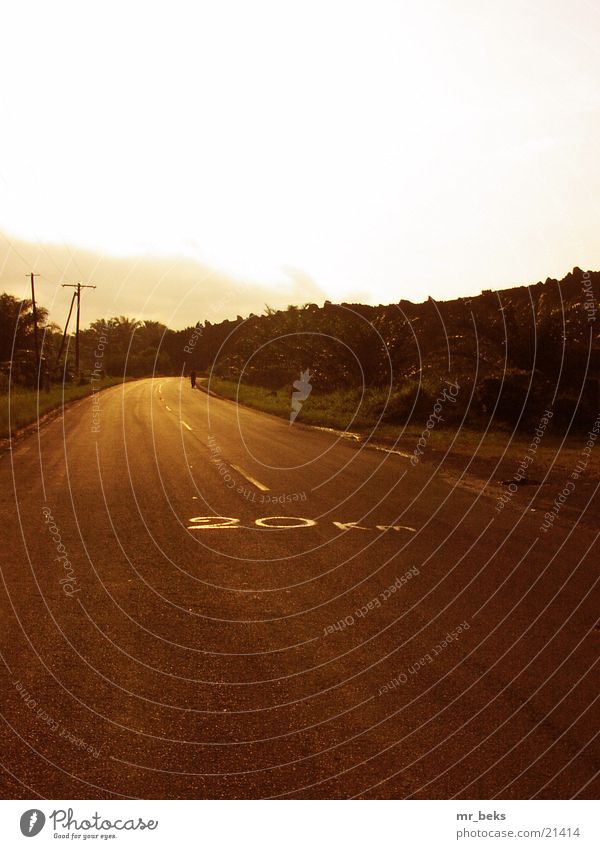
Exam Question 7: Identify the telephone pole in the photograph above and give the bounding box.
[27,272,41,370]
[61,282,96,378]
[55,290,77,370]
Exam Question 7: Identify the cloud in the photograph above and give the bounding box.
[0,232,328,329]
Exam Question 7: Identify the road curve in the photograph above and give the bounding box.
[0,377,598,799]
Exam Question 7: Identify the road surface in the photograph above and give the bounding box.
[0,377,598,799]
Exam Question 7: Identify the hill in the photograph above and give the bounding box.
[168,267,599,430]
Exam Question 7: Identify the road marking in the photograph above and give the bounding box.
[165,405,172,412]
[180,419,193,431]
[230,463,269,491]
[371,445,413,458]
[312,425,361,441]
[333,521,370,530]
[255,516,316,528]
[188,516,240,529]
[187,516,418,532]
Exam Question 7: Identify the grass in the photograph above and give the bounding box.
[0,378,126,439]
[207,377,375,430]
[206,376,474,436]
[204,377,597,477]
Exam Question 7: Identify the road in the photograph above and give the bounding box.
[0,377,598,799]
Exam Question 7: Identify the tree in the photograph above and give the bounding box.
[0,293,49,361]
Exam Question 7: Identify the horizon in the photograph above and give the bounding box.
[0,229,594,330]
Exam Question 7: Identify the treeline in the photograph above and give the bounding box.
[2,267,599,428]
[0,300,174,387]
[178,267,600,428]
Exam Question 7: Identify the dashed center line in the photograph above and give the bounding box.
[230,464,270,492]
[163,402,267,490]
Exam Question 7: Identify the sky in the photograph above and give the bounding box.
[1,0,599,328]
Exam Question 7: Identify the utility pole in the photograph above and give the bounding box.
[27,272,41,372]
[55,290,77,371]
[61,282,96,378]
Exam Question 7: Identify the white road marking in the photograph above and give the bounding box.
[333,521,370,530]
[180,419,193,431]
[255,516,316,528]
[371,445,413,458]
[188,517,240,529]
[186,515,418,532]
[230,463,270,492]
[312,426,361,441]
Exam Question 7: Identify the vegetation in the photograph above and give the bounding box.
[1,266,598,442]
[207,377,452,431]
[0,296,172,391]
[194,267,599,434]
[206,377,596,476]
[0,378,124,439]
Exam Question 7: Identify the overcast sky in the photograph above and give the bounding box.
[1,0,599,328]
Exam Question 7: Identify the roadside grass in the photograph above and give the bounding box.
[207,377,375,430]
[204,377,596,477]
[0,378,126,439]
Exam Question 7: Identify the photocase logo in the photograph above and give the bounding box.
[20,809,46,837]
[290,368,313,424]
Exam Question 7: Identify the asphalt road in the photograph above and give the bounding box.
[0,377,598,799]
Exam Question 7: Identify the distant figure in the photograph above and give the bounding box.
[190,369,197,389]
[290,368,313,424]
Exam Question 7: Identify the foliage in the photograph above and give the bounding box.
[1,267,598,430]
[0,378,124,439]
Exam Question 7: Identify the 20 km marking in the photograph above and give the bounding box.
[187,516,416,532]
